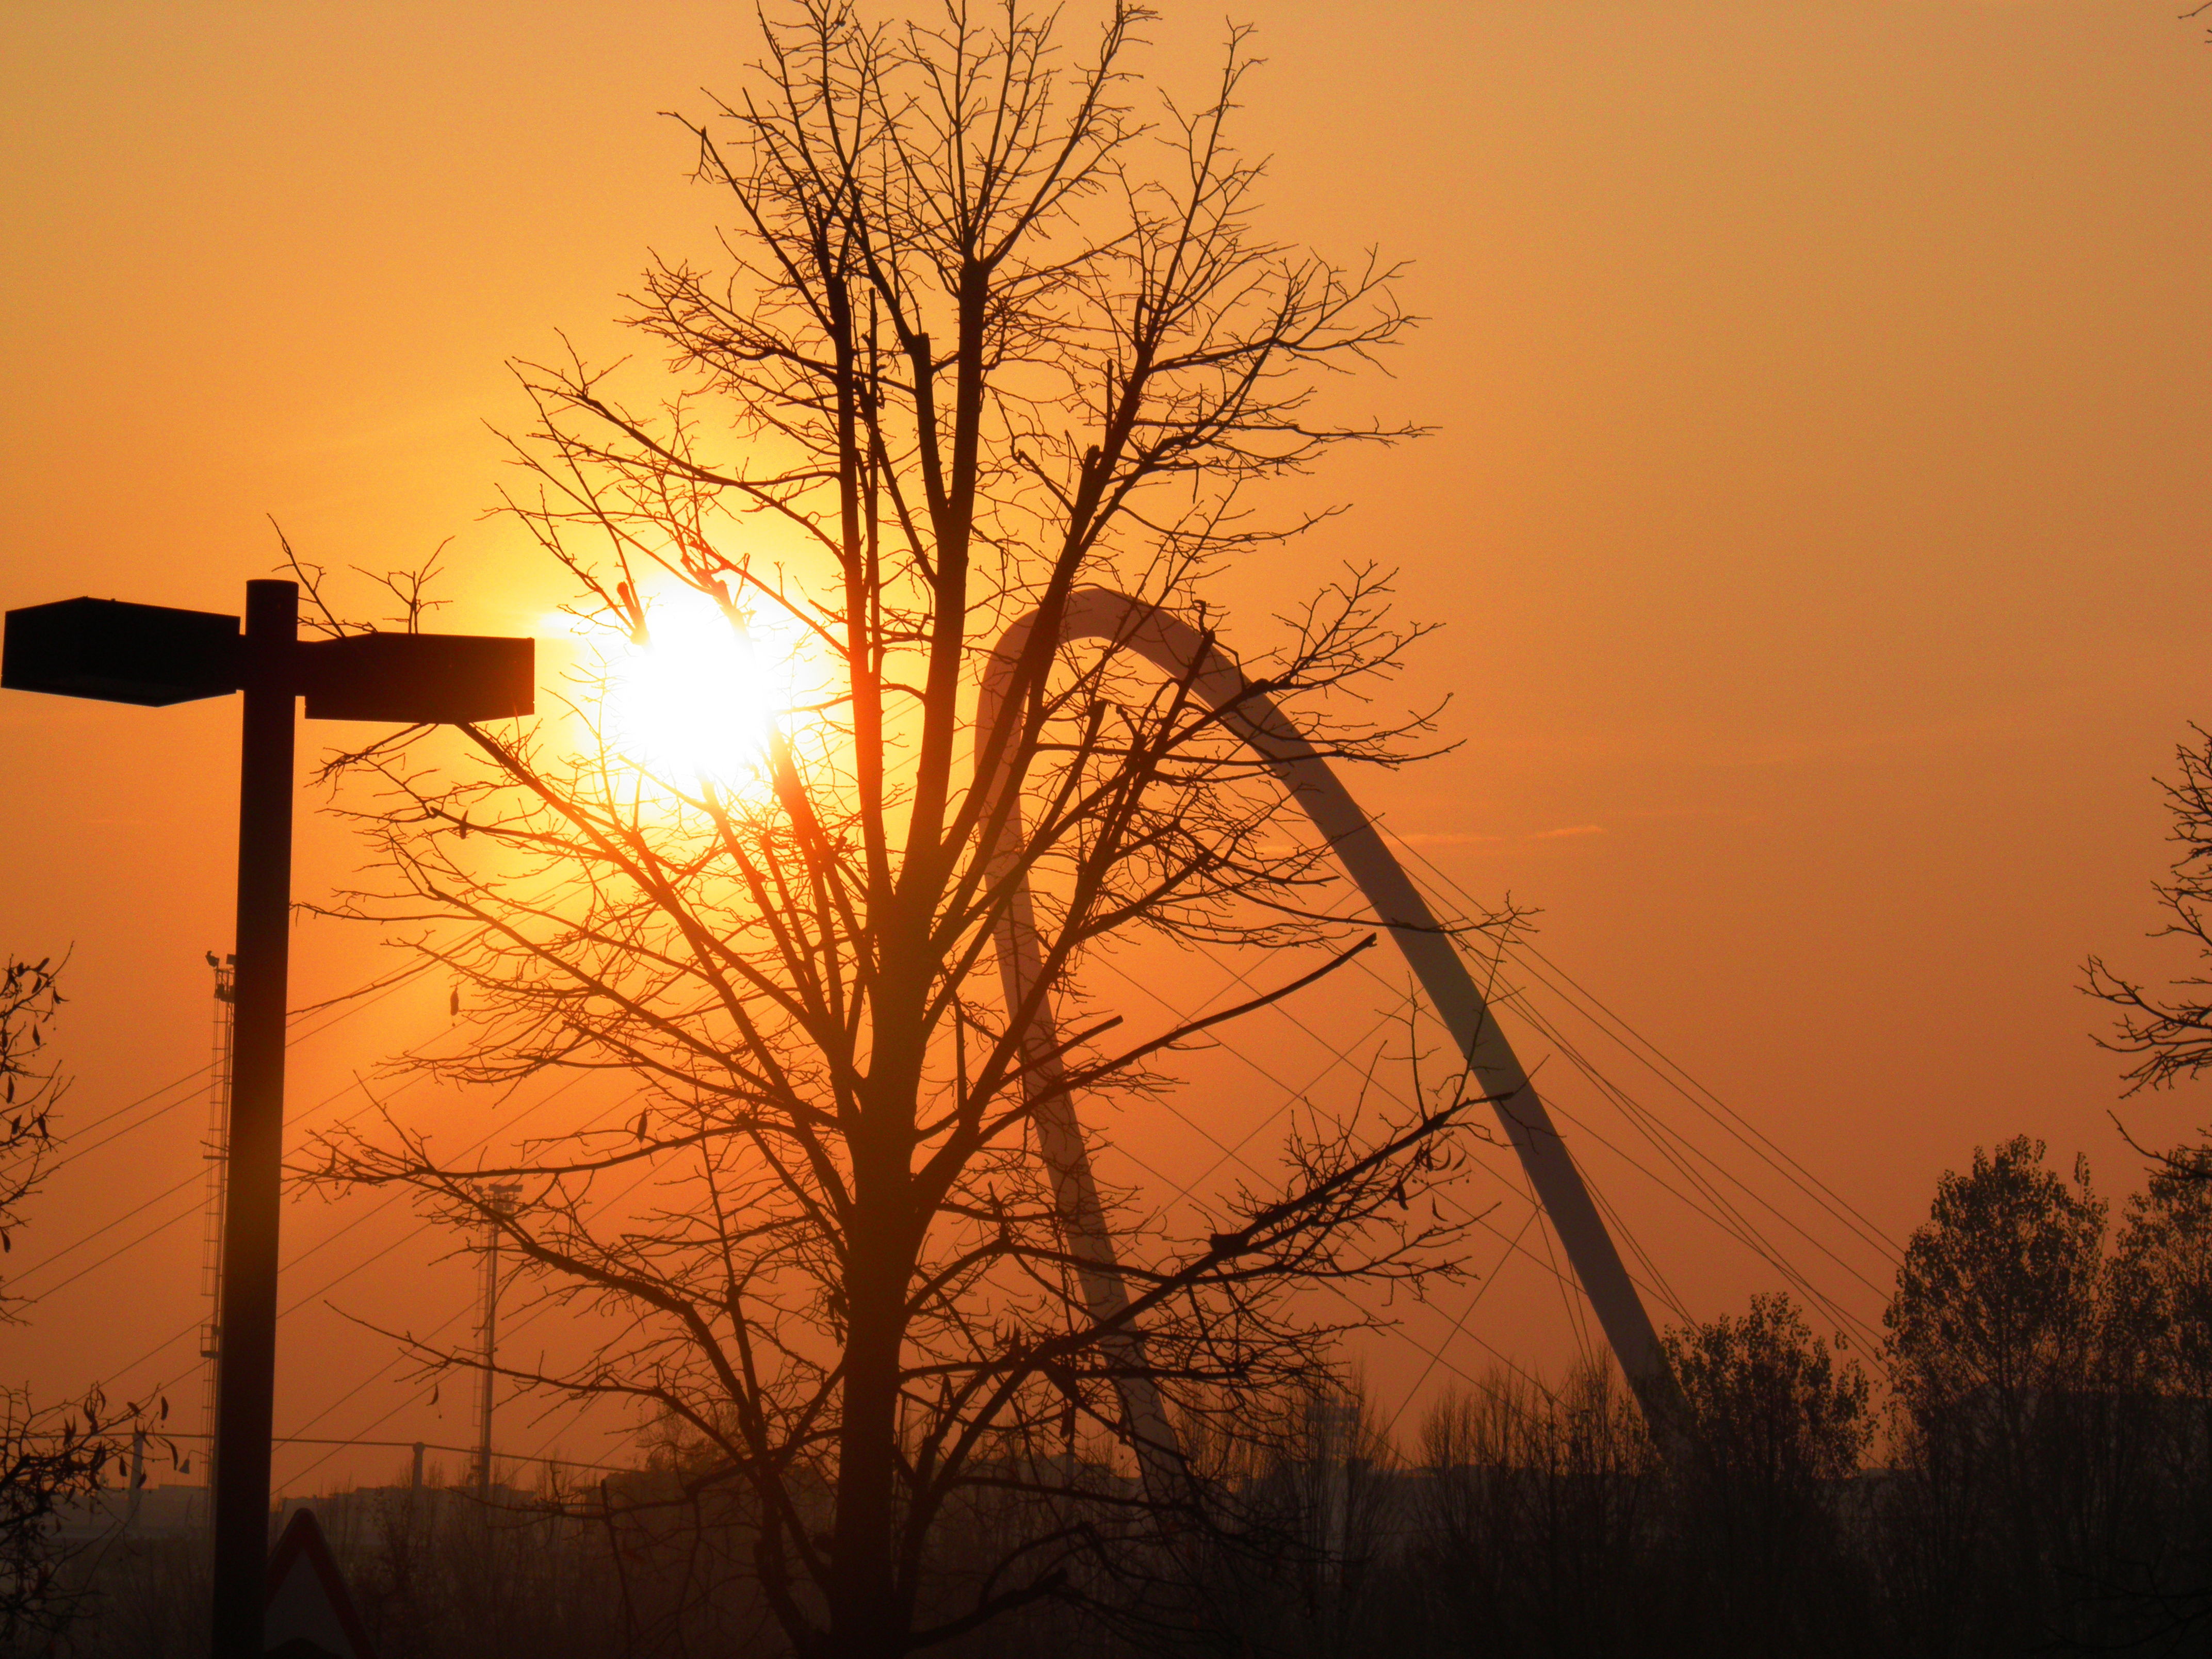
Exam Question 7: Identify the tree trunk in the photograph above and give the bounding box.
[828,997,925,1659]
[829,1208,908,1659]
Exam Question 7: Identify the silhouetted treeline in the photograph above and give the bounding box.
[36,1133,2212,1658]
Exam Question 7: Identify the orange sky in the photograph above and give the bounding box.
[3,1,2209,1488]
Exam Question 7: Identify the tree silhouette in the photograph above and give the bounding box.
[2087,729,2212,1094]
[306,5,1487,1655]
[2111,1147,2212,1398]
[0,954,131,1648]
[1665,1292,1870,1652]
[1881,1136,2148,1653]
[0,954,64,1280]
[1886,1136,2106,1421]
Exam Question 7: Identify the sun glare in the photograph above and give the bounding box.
[586,585,784,789]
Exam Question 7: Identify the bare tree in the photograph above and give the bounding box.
[0,955,64,1281]
[2087,729,2212,1095]
[304,6,1490,1656]
[1414,1365,1662,1658]
[0,954,133,1648]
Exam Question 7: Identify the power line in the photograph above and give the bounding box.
[1498,987,1888,1351]
[1288,833,1894,1352]
[1376,824,1902,1264]
[1498,944,1904,1273]
[1070,941,1642,1403]
[32,975,414,1192]
[13,1036,448,1308]
[109,1064,615,1410]
[1083,947,1631,1312]
[160,1430,634,1477]
[276,1147,671,1492]
[1380,1206,1542,1440]
[14,1186,208,1308]
[7,1167,205,1293]
[1109,817,1901,1385]
[26,955,597,1335]
[86,819,1902,1494]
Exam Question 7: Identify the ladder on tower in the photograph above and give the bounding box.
[199,952,235,1490]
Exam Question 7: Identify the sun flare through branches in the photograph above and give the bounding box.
[570,584,787,792]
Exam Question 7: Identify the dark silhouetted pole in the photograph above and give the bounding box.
[208,579,298,1659]
[3,577,532,1659]
[478,1209,500,1503]
[476,1182,519,1505]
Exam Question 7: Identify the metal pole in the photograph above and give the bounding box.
[126,1428,146,1528]
[208,579,297,1659]
[478,1215,500,1505]
[199,955,235,1511]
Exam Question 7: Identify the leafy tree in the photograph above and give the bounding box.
[2095,1148,2212,1646]
[308,5,1483,1657]
[1663,1294,1871,1656]
[1880,1137,2155,1655]
[1885,1135,2106,1420]
[2109,1146,2212,1398]
[1667,1292,1868,1494]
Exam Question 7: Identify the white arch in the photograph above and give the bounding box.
[977,588,1686,1480]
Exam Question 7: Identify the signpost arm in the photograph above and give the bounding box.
[209,579,298,1659]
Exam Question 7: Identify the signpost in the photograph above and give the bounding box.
[2,579,531,1659]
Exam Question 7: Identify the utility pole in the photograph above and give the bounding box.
[207,577,298,1657]
[197,952,235,1510]
[3,582,533,1659]
[126,1428,147,1528]
[477,1181,522,1504]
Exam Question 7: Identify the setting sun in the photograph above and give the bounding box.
[593,584,782,788]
